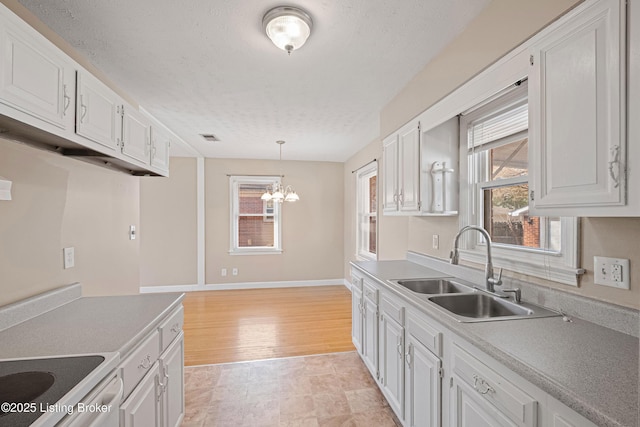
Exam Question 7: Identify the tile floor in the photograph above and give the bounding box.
[181,351,401,427]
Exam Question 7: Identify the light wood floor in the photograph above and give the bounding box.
[182,286,355,366]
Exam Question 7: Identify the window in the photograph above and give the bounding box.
[230,176,282,254]
[356,163,377,260]
[459,82,580,285]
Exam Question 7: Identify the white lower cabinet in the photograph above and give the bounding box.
[361,280,379,379]
[450,374,518,427]
[351,281,363,353]
[378,295,405,420]
[120,363,161,427]
[160,332,184,427]
[120,308,185,427]
[405,335,441,427]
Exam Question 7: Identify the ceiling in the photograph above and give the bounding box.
[17,0,490,161]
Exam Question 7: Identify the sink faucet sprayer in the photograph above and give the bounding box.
[450,225,503,293]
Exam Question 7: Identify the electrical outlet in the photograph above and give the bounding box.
[232,268,238,276]
[432,235,439,249]
[63,247,75,269]
[594,256,629,289]
[221,268,227,277]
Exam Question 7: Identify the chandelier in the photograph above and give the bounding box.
[262,6,313,55]
[261,141,300,203]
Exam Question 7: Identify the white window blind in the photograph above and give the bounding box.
[468,102,528,149]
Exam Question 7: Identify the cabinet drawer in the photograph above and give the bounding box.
[350,270,363,291]
[363,281,378,304]
[120,330,160,401]
[452,344,537,427]
[406,311,442,357]
[380,294,404,325]
[159,306,183,352]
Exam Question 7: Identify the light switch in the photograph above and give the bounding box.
[129,225,136,240]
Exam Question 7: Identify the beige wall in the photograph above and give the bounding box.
[345,0,640,309]
[0,138,141,306]
[205,158,344,284]
[139,158,198,286]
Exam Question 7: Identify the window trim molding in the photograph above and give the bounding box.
[355,162,378,261]
[458,86,582,286]
[229,175,283,255]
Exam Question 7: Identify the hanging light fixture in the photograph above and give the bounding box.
[261,141,300,203]
[262,6,313,55]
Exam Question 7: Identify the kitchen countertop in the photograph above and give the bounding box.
[352,260,639,427]
[0,290,183,426]
[0,292,183,359]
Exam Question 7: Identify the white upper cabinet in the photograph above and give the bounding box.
[121,104,151,165]
[528,0,629,215]
[382,119,421,215]
[150,126,171,174]
[0,8,74,132]
[0,3,173,177]
[382,133,399,213]
[76,70,122,152]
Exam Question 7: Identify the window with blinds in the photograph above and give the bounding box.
[464,82,561,252]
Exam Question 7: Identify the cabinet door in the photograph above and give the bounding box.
[398,121,421,213]
[405,337,441,427]
[351,286,363,353]
[528,0,626,214]
[76,70,121,151]
[450,375,518,427]
[121,363,161,427]
[122,105,151,165]
[382,134,399,213]
[161,333,184,427]
[362,298,378,378]
[0,13,74,130]
[150,126,170,173]
[379,312,404,420]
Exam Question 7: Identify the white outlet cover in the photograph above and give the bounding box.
[593,256,630,289]
[63,247,75,269]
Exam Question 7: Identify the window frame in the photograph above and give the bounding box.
[458,83,581,286]
[229,175,282,255]
[356,162,378,261]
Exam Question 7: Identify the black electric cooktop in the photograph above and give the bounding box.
[0,355,104,426]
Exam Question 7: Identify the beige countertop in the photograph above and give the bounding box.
[352,259,639,427]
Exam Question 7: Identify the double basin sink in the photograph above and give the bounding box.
[388,278,559,323]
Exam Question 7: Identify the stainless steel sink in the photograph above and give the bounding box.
[391,279,473,294]
[428,293,560,323]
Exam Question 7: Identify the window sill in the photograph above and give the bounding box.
[459,247,584,286]
[229,249,283,256]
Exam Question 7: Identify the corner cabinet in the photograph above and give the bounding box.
[528,0,637,216]
[382,116,458,216]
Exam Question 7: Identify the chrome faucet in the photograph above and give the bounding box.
[450,225,503,293]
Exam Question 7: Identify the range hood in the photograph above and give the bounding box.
[0,175,11,200]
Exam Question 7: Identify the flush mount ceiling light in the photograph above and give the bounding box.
[261,141,300,203]
[262,6,313,55]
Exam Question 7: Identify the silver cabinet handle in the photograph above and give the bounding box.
[405,344,412,368]
[396,336,403,356]
[155,375,164,402]
[472,374,495,395]
[79,94,87,123]
[138,354,152,370]
[63,84,71,115]
[170,322,181,333]
[608,145,621,188]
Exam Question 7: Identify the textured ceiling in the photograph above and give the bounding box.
[17,0,490,161]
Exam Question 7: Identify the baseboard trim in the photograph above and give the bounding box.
[140,278,350,294]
